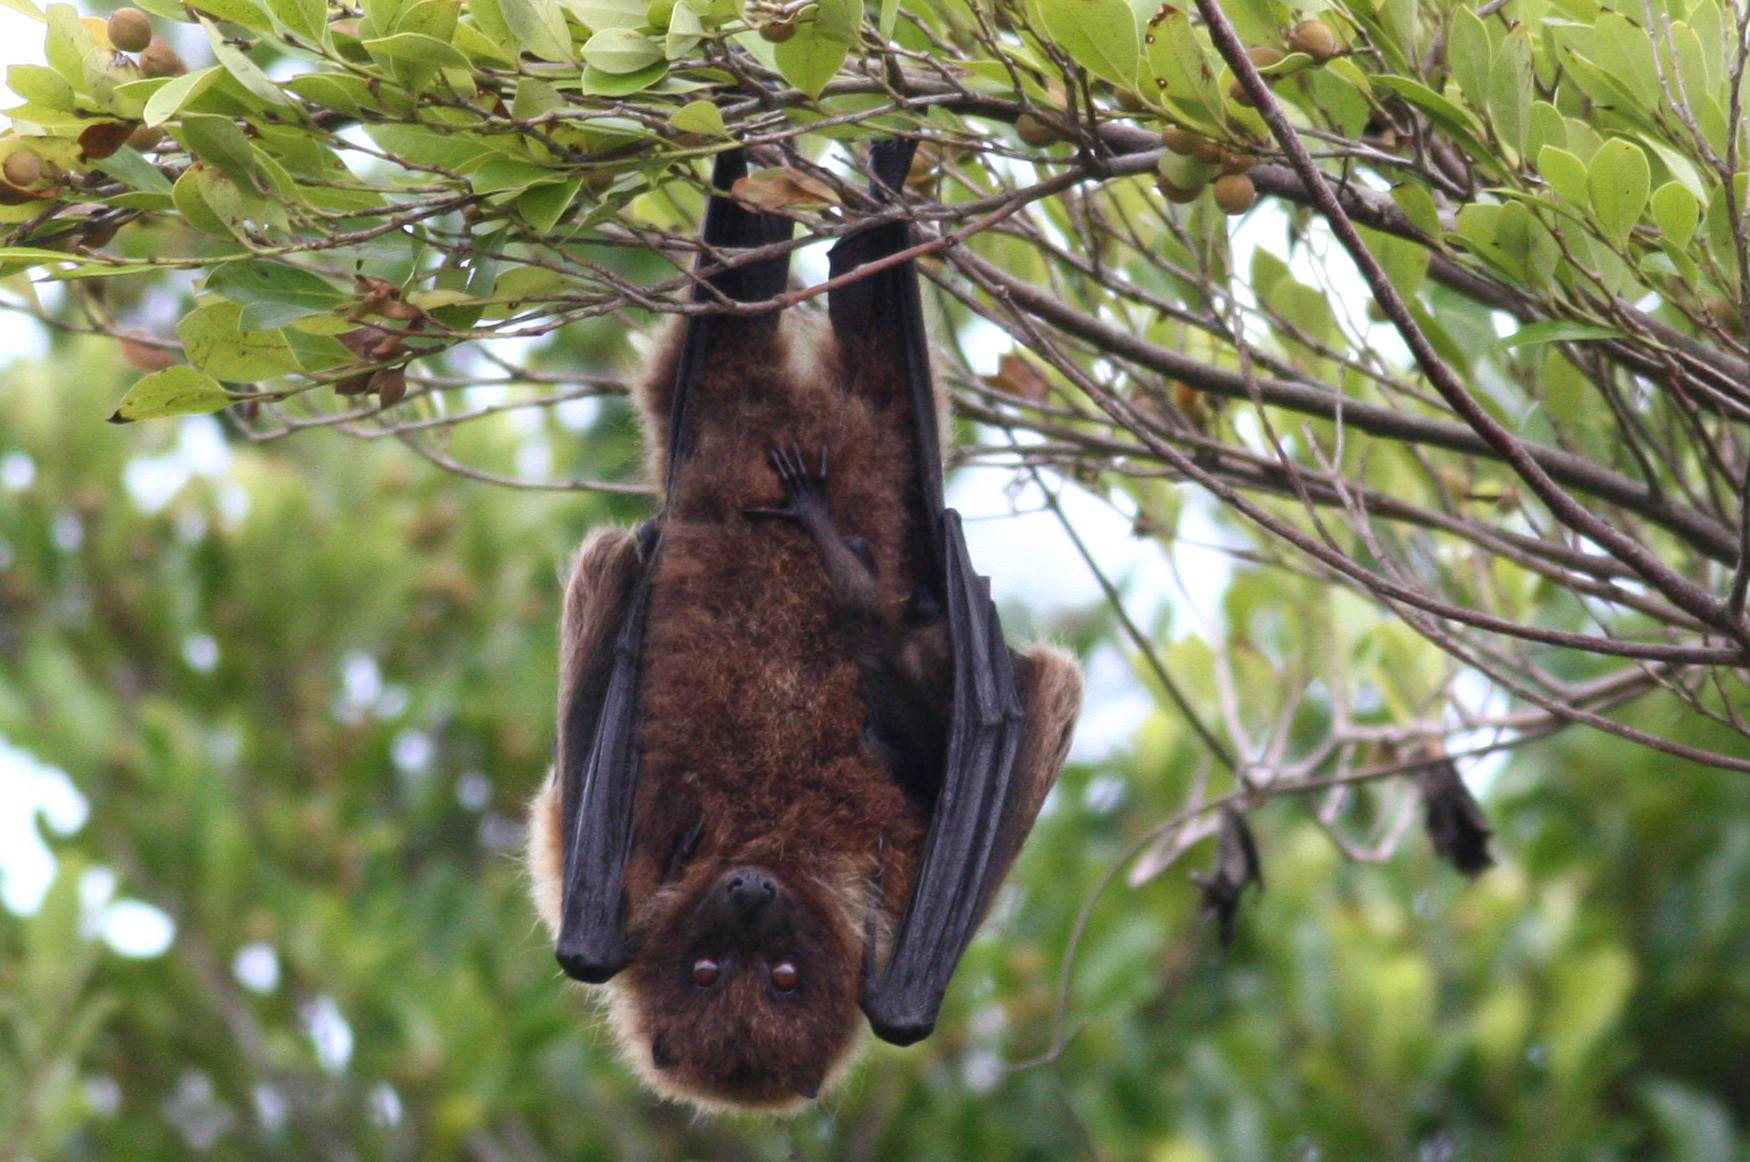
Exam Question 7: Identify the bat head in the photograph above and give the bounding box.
[609,861,866,1113]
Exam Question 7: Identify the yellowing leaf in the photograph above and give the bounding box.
[108,366,232,422]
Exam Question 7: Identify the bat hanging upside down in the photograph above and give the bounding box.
[527,140,1082,1113]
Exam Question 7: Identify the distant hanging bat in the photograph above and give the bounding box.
[527,141,1082,1112]
[1191,805,1262,948]
[1413,751,1494,876]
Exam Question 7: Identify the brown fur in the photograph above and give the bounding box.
[526,302,1082,1112]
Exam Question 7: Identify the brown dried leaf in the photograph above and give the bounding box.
[117,334,178,373]
[731,167,840,212]
[987,352,1050,402]
[78,121,134,162]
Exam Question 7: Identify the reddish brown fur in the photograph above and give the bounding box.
[527,303,1082,1113]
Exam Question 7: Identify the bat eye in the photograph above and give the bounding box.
[691,957,721,987]
[769,960,800,992]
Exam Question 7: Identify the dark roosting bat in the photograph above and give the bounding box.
[527,140,1082,1112]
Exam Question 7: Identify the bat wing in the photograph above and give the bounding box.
[831,140,1040,1046]
[555,149,794,983]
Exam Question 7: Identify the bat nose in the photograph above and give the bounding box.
[724,868,777,917]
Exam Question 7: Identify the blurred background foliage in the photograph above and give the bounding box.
[3,333,1748,1162]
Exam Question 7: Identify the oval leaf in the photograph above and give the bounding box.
[1039,0,1140,89]
[1587,137,1650,249]
[108,366,231,422]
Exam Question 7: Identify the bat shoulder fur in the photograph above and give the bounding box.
[526,142,1083,1113]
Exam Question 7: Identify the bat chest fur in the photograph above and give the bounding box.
[633,372,922,863]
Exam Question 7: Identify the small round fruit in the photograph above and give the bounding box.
[139,39,186,78]
[1702,295,1743,330]
[758,17,796,42]
[1192,136,1225,164]
[1212,172,1256,214]
[1156,175,1201,204]
[107,7,152,53]
[1247,44,1287,68]
[1015,113,1060,147]
[1220,149,1257,173]
[126,123,164,151]
[1162,126,1201,155]
[3,148,43,188]
[1287,19,1340,61]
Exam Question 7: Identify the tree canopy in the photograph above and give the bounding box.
[0,0,1748,1155]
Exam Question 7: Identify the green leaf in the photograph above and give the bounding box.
[95,147,174,195]
[176,301,302,381]
[172,164,248,239]
[1592,11,1660,112]
[1390,182,1442,237]
[1487,26,1532,157]
[517,176,581,231]
[200,19,289,107]
[1500,320,1623,348]
[265,0,327,40]
[108,366,232,422]
[579,59,665,94]
[178,114,268,190]
[568,0,645,28]
[1143,7,1221,129]
[1587,137,1650,249]
[1037,0,1139,89]
[206,260,346,330]
[142,67,224,127]
[1448,4,1491,108]
[581,27,662,72]
[43,3,92,88]
[500,0,575,61]
[772,0,855,99]
[1372,74,1489,156]
[670,98,726,137]
[468,157,560,196]
[1650,181,1699,249]
[7,64,73,111]
[1537,145,1589,205]
[363,31,473,65]
[663,0,701,58]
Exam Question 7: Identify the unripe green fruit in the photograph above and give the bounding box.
[1156,175,1202,204]
[3,149,42,188]
[1287,19,1340,61]
[1230,45,1286,105]
[1212,172,1256,214]
[1015,113,1060,147]
[107,7,152,53]
[1702,295,1743,331]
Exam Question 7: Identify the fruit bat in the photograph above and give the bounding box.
[527,140,1082,1113]
[1191,805,1262,948]
[1413,752,1494,876]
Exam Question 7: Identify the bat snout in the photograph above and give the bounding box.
[721,867,778,918]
